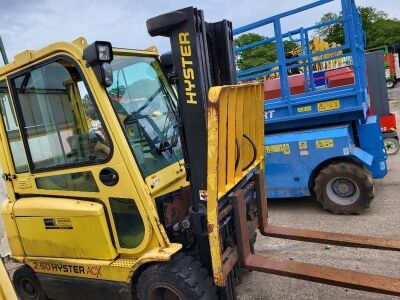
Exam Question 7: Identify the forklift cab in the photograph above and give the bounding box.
[0,39,190,261]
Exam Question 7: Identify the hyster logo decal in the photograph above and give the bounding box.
[33,262,102,278]
[179,32,197,105]
[43,218,73,230]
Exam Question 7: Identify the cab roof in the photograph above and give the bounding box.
[0,37,158,78]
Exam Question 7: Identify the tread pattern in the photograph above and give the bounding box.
[13,265,47,300]
[314,162,374,215]
[137,253,218,300]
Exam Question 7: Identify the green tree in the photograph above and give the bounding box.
[367,19,400,49]
[234,33,298,71]
[317,12,344,44]
[317,6,400,49]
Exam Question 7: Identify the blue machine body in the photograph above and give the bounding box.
[233,0,388,198]
[265,116,387,198]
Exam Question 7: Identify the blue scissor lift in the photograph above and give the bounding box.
[233,0,387,214]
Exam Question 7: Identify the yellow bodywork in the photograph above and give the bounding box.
[207,83,264,286]
[0,38,183,283]
[0,259,17,300]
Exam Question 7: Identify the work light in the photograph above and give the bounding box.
[97,44,111,61]
[83,41,114,87]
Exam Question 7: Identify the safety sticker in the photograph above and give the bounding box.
[150,175,160,188]
[43,218,73,230]
[316,139,334,148]
[300,150,309,156]
[298,141,308,150]
[199,190,207,201]
[265,144,291,155]
[317,100,340,112]
[297,106,312,113]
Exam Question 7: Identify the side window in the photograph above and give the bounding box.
[11,58,111,172]
[0,80,29,173]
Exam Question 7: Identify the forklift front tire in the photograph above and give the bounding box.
[314,162,374,215]
[136,253,218,300]
[13,265,47,300]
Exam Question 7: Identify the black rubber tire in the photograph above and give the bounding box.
[384,137,400,155]
[136,253,218,300]
[314,162,374,215]
[13,265,47,300]
[386,79,395,89]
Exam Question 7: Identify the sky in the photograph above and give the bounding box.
[0,0,399,65]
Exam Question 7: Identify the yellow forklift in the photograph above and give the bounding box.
[0,7,400,300]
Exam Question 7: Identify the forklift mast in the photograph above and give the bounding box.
[147,7,237,205]
[147,7,237,266]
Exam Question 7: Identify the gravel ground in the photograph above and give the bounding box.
[237,85,400,300]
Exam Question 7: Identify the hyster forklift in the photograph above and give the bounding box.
[0,7,400,300]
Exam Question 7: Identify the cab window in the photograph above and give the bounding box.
[10,58,111,172]
[0,80,29,173]
[107,55,183,178]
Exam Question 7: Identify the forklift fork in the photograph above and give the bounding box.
[232,170,400,296]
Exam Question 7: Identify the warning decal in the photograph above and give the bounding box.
[297,106,312,113]
[265,144,291,155]
[316,139,334,148]
[298,141,308,150]
[317,100,340,112]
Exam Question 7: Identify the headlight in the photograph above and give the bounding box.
[83,41,114,87]
[98,44,111,61]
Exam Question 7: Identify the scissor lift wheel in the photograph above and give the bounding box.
[384,137,399,155]
[386,79,396,89]
[314,162,374,214]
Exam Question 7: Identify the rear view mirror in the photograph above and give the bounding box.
[160,52,177,84]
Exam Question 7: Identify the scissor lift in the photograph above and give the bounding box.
[233,0,387,213]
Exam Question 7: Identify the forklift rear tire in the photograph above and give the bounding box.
[13,265,47,300]
[314,162,374,215]
[136,252,218,300]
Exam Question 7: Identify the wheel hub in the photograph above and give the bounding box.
[21,278,37,297]
[384,138,399,155]
[333,179,355,197]
[149,284,182,300]
[326,177,360,205]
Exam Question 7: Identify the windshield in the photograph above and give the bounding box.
[106,54,183,178]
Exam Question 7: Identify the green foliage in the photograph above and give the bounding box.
[81,94,97,120]
[317,6,400,49]
[317,12,344,44]
[234,33,298,71]
[367,19,400,49]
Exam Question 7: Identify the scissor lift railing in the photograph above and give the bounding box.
[233,0,369,131]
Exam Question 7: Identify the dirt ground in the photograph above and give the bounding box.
[236,85,400,300]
